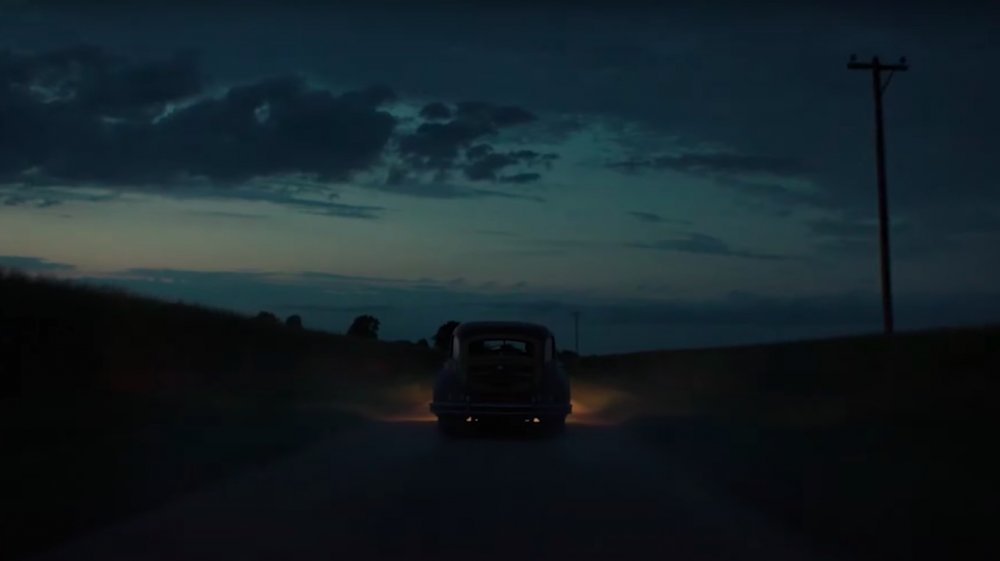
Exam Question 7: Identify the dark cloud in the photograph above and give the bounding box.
[374,169,545,202]
[0,45,397,213]
[465,144,492,159]
[396,100,544,174]
[526,238,603,249]
[807,214,913,249]
[396,119,497,169]
[605,142,828,216]
[8,2,995,226]
[0,184,121,207]
[912,207,1000,237]
[468,188,546,202]
[381,138,554,195]
[463,152,520,181]
[1,44,202,117]
[609,152,807,177]
[166,185,385,219]
[82,50,203,115]
[0,255,76,271]
[609,152,823,214]
[377,165,491,199]
[454,101,536,127]
[498,172,541,184]
[250,197,384,220]
[0,47,207,185]
[807,209,1000,260]
[478,237,607,258]
[471,229,519,237]
[483,248,571,257]
[418,101,451,120]
[509,149,551,162]
[721,179,828,208]
[2,194,60,208]
[186,210,267,220]
[809,217,881,238]
[461,146,556,182]
[336,83,396,107]
[148,76,397,185]
[813,237,875,256]
[626,211,691,225]
[3,45,560,206]
[625,233,789,260]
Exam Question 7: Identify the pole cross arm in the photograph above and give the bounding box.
[848,61,909,71]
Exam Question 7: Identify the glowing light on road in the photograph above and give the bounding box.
[322,378,643,426]
[568,381,640,425]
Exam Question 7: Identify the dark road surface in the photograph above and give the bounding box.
[26,421,844,561]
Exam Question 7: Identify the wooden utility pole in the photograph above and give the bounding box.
[847,55,908,335]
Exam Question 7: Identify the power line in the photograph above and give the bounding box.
[847,55,909,335]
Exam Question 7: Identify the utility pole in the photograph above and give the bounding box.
[572,311,580,355]
[847,54,908,335]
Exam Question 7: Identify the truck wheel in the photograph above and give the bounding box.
[437,415,465,436]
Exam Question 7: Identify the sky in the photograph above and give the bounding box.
[1,0,999,354]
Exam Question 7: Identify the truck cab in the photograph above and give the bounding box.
[430,321,571,434]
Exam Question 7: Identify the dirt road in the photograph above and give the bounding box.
[23,420,848,561]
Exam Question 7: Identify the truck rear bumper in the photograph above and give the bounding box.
[430,401,571,417]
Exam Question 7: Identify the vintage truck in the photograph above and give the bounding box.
[429,321,572,434]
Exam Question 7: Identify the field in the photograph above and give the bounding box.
[572,324,999,424]
[571,328,998,560]
[0,269,438,559]
[2,268,996,560]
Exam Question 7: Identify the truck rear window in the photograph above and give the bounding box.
[467,338,535,358]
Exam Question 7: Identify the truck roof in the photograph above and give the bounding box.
[453,321,552,340]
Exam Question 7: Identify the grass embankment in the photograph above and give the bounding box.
[0,268,440,560]
[573,327,999,561]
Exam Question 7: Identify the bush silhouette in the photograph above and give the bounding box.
[255,311,280,325]
[285,314,303,330]
[347,315,380,340]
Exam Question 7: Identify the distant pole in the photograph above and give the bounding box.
[847,55,908,335]
[572,311,580,354]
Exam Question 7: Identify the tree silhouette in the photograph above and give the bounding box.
[254,311,279,325]
[285,314,303,330]
[347,314,380,339]
[415,338,429,348]
[433,320,461,353]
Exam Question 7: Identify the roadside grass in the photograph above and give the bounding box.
[0,269,441,560]
[573,326,998,561]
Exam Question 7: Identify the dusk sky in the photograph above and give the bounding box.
[2,0,998,353]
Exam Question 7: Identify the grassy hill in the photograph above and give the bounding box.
[572,322,1000,424]
[570,327,998,561]
[1,267,441,402]
[0,268,442,560]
